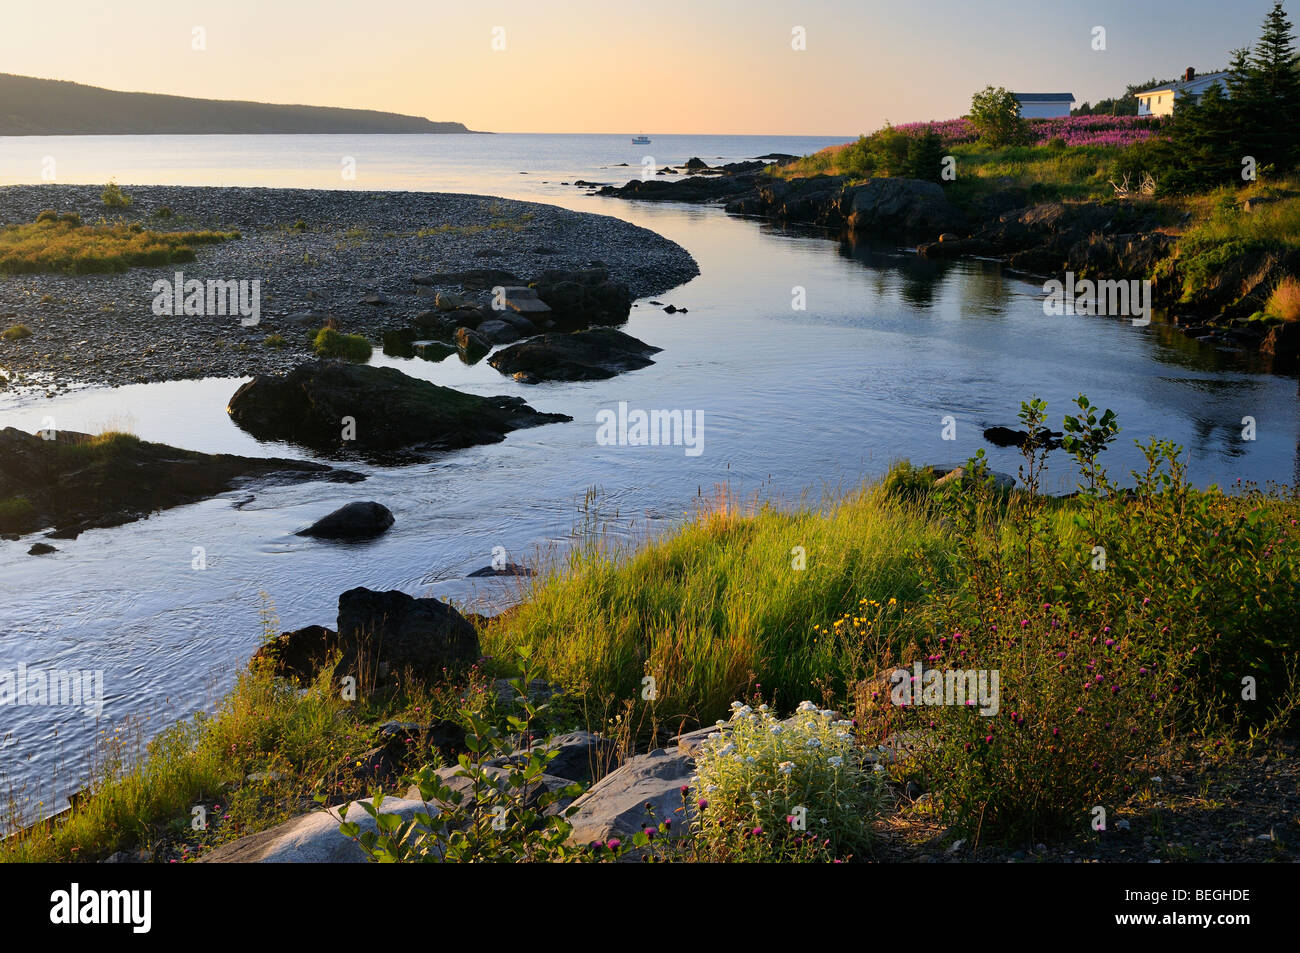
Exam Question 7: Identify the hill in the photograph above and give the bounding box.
[0,74,478,135]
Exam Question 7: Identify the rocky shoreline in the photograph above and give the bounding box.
[594,159,1300,372]
[0,185,700,394]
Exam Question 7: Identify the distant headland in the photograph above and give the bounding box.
[0,73,482,135]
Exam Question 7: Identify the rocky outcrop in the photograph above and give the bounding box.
[843,178,968,240]
[296,501,394,540]
[531,269,632,329]
[0,426,362,539]
[488,328,661,383]
[226,361,570,460]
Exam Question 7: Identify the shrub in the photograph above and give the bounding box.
[263,333,287,348]
[35,210,58,223]
[1266,275,1300,321]
[312,327,372,362]
[154,206,174,219]
[968,86,1029,147]
[2,324,31,341]
[692,701,888,860]
[101,180,132,208]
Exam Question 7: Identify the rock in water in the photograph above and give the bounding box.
[252,587,480,682]
[296,501,394,540]
[488,328,661,383]
[226,361,570,459]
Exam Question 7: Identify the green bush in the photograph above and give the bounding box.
[2,324,31,341]
[312,327,372,362]
[101,180,132,208]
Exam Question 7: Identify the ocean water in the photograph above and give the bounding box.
[1,133,1297,820]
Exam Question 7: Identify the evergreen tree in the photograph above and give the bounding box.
[902,130,947,183]
[1245,1,1300,169]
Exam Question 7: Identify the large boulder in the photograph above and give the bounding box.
[335,587,480,679]
[296,501,394,540]
[488,328,661,383]
[845,178,968,239]
[252,587,480,682]
[564,746,697,848]
[226,361,570,459]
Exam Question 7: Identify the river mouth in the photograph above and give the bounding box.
[2,134,1298,823]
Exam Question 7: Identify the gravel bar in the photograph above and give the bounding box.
[0,185,699,394]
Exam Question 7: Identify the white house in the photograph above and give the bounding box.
[1135,68,1232,116]
[1012,93,1075,118]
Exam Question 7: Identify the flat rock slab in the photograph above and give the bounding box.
[488,328,661,383]
[564,746,697,847]
[199,796,437,863]
[227,360,571,461]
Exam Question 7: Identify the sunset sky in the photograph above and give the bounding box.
[0,0,1270,134]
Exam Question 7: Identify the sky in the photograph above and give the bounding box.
[0,0,1277,134]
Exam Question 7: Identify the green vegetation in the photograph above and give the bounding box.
[0,496,35,523]
[969,85,1029,147]
[2,323,31,341]
[1073,77,1179,117]
[312,326,372,362]
[263,333,288,348]
[0,216,237,275]
[101,180,132,208]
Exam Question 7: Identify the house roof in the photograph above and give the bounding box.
[1013,93,1075,102]
[1134,71,1233,96]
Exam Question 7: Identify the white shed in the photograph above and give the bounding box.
[1012,93,1075,118]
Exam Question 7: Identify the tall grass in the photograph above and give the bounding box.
[483,483,952,727]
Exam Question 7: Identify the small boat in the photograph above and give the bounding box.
[631,135,651,145]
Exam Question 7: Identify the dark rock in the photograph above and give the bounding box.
[983,426,1063,451]
[253,587,480,683]
[488,328,661,382]
[336,587,480,680]
[455,326,491,363]
[475,319,524,345]
[683,157,710,171]
[27,542,57,555]
[412,340,456,362]
[0,426,361,538]
[467,562,534,577]
[226,361,570,460]
[296,501,394,540]
[360,293,391,306]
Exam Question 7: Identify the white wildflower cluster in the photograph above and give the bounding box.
[693,700,886,854]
